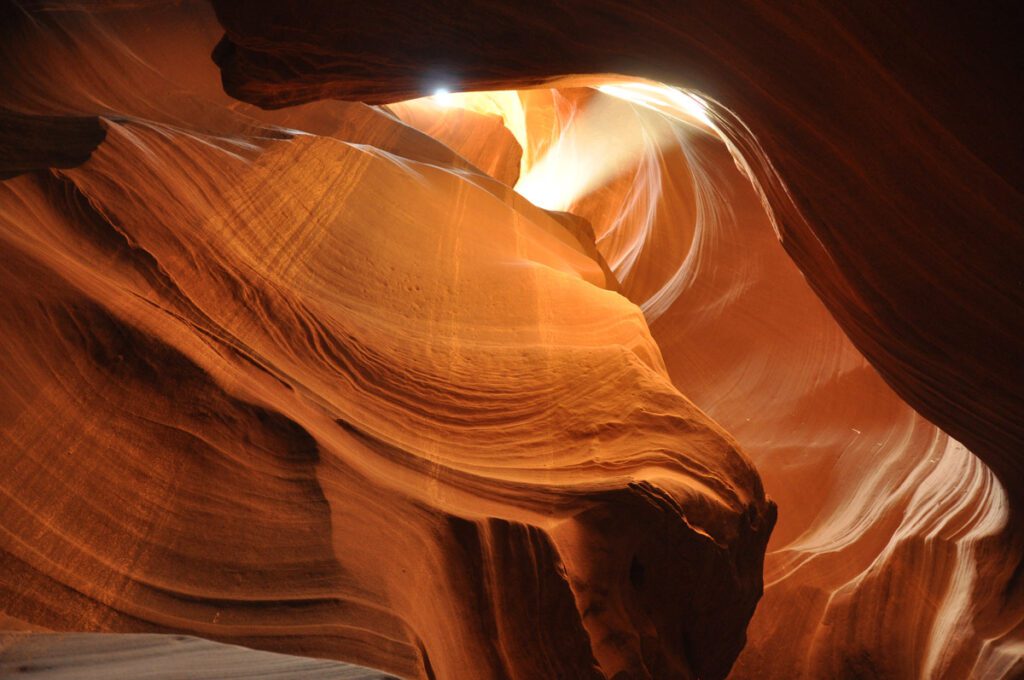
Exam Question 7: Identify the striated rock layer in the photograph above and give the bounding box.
[390,83,1023,678]
[0,4,773,680]
[210,0,1024,514]
[0,1,1021,679]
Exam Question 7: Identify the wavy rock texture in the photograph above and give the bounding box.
[389,85,1024,678]
[209,0,1024,513]
[0,3,773,680]
[0,1,1021,679]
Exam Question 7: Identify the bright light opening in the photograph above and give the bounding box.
[432,87,454,107]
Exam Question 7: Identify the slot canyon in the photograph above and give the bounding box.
[0,2,1021,678]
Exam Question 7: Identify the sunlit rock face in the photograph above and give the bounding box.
[210,0,1024,513]
[390,85,1023,678]
[0,2,1021,680]
[0,4,773,680]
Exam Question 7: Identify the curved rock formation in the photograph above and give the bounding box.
[210,0,1024,512]
[1,1,1021,679]
[388,83,1024,678]
[0,4,772,679]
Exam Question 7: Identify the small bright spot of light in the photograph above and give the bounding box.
[433,88,454,107]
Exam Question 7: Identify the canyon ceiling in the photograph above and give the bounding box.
[0,1,1021,679]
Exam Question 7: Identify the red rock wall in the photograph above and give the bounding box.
[210,0,1024,511]
[0,4,774,679]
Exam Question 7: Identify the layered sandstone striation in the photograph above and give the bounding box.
[1,3,772,679]
[210,0,1024,512]
[389,84,1023,678]
[1,1,1021,679]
